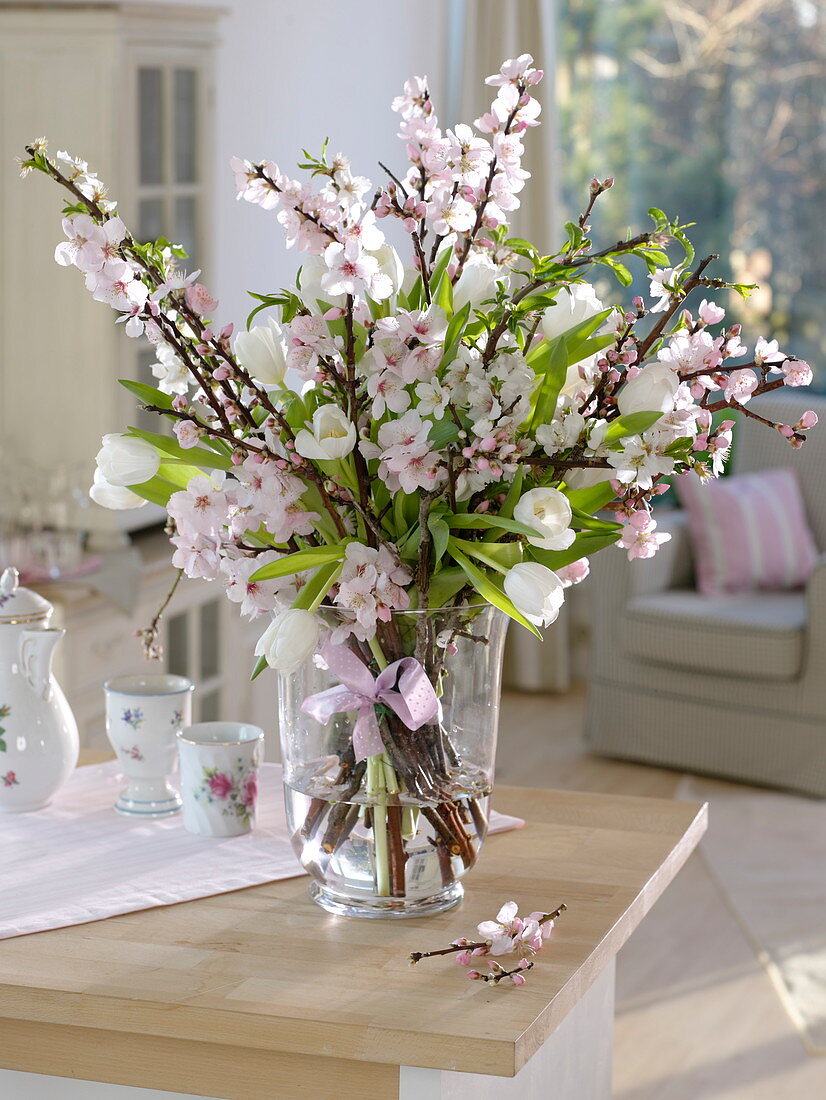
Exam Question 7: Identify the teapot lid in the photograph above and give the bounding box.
[0,568,52,625]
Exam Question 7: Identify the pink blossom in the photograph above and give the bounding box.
[174,420,201,449]
[723,368,758,404]
[754,336,783,366]
[510,972,528,986]
[168,474,229,539]
[783,358,813,387]
[648,267,683,313]
[698,299,725,325]
[557,558,590,588]
[798,410,818,430]
[170,533,222,581]
[618,511,672,561]
[184,283,219,316]
[208,772,233,799]
[485,53,541,88]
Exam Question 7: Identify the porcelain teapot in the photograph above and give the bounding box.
[0,568,79,812]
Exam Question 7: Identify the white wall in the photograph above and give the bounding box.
[209,0,450,322]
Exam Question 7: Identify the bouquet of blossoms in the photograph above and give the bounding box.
[23,53,815,914]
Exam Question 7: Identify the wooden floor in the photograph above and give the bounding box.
[497,687,826,1100]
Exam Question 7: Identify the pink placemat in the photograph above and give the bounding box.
[0,761,523,939]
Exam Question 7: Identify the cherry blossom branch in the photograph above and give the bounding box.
[134,568,184,661]
[409,902,567,964]
[453,85,526,279]
[471,960,535,984]
[636,254,718,361]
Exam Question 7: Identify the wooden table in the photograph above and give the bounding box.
[0,785,706,1099]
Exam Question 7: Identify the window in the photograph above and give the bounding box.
[556,0,824,384]
[133,64,205,421]
[136,64,202,267]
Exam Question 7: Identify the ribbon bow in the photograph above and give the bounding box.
[301,642,439,762]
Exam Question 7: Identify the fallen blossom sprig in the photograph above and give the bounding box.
[409,901,566,985]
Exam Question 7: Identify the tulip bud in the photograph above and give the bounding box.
[255,609,320,674]
[95,433,160,487]
[234,317,288,386]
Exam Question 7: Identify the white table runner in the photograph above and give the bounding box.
[0,761,522,939]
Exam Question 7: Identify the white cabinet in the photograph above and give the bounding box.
[0,2,220,542]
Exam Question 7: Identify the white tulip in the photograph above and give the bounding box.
[234,317,288,386]
[370,243,404,297]
[294,405,357,461]
[541,283,604,342]
[95,433,160,488]
[89,468,146,510]
[255,609,319,673]
[617,362,679,418]
[453,251,504,311]
[514,487,576,551]
[504,562,566,628]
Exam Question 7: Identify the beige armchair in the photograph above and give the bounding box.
[585,394,826,796]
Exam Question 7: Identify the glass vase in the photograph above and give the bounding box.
[277,605,508,918]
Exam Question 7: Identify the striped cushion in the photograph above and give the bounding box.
[675,468,818,595]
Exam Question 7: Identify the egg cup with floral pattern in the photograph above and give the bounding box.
[177,722,264,837]
[104,674,194,816]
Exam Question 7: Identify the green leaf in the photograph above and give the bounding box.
[499,466,524,520]
[529,530,620,571]
[451,537,522,573]
[570,507,622,532]
[446,543,541,638]
[156,461,205,489]
[129,474,180,508]
[428,416,462,450]
[126,427,232,471]
[435,265,454,314]
[563,481,616,513]
[119,379,173,412]
[250,654,269,682]
[530,336,569,429]
[426,566,468,610]
[292,560,344,611]
[440,300,471,368]
[664,436,694,458]
[602,410,664,445]
[446,512,537,539]
[427,513,450,566]
[594,255,632,287]
[249,544,347,583]
[428,246,452,301]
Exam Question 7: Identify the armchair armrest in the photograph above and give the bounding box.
[804,552,826,655]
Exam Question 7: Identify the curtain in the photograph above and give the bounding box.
[451,0,560,253]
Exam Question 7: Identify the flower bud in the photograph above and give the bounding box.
[504,562,566,628]
[234,317,288,386]
[294,405,358,461]
[255,609,319,674]
[514,487,575,551]
[95,433,160,487]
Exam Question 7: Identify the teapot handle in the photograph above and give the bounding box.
[20,629,64,701]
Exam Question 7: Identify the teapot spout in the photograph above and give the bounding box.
[20,629,64,701]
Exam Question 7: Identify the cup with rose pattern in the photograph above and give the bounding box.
[104,674,193,817]
[177,722,264,837]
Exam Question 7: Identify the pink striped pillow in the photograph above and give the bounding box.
[676,468,819,596]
